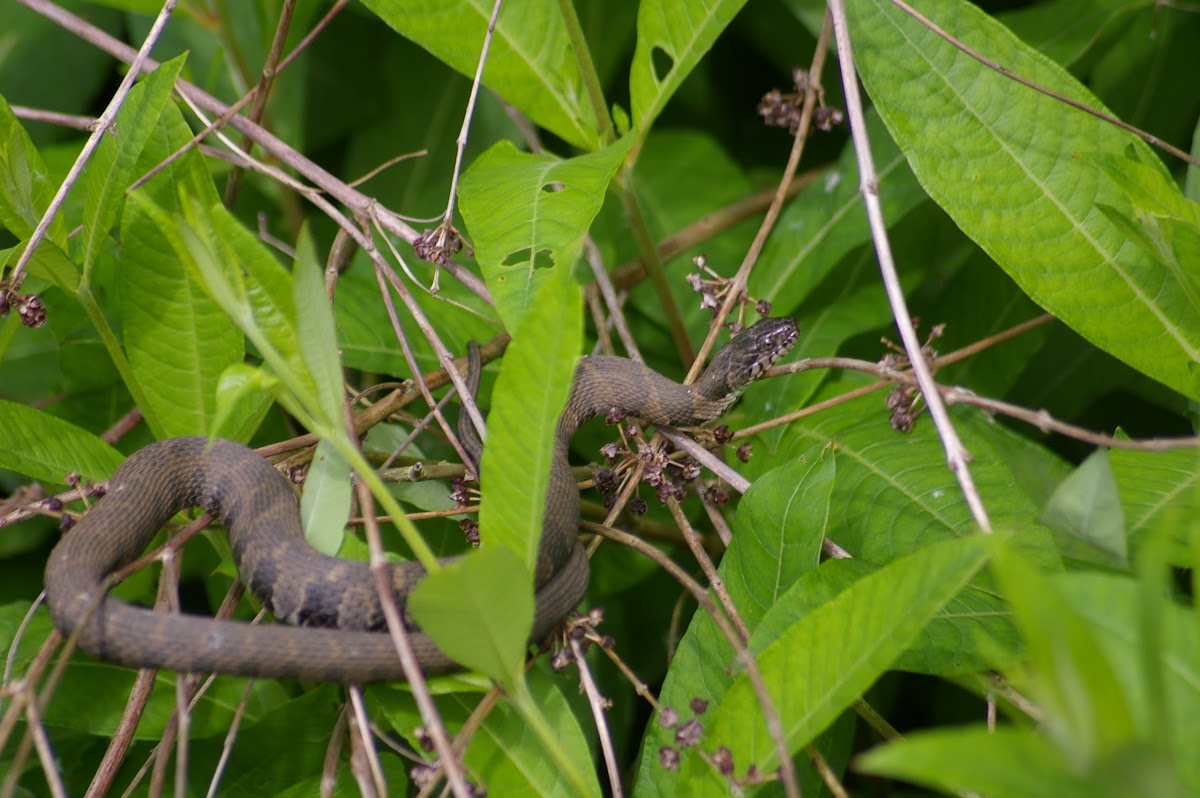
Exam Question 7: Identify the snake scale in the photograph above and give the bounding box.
[44,317,798,682]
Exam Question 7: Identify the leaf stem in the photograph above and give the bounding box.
[556,0,613,147]
[618,183,695,365]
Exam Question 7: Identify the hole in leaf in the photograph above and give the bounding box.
[501,248,554,270]
[651,46,675,84]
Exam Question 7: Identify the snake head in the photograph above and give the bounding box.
[696,316,799,413]
[735,316,799,380]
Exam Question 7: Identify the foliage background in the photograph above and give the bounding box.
[0,0,1198,795]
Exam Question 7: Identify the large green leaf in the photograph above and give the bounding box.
[376,670,602,796]
[844,0,1200,399]
[632,446,838,796]
[356,0,598,150]
[723,447,834,629]
[678,535,989,790]
[750,557,1020,676]
[992,549,1138,761]
[1058,572,1200,792]
[79,55,184,276]
[771,394,1058,569]
[117,101,239,439]
[0,398,122,483]
[458,137,631,330]
[859,727,1143,798]
[408,546,534,686]
[1110,445,1200,560]
[478,263,582,571]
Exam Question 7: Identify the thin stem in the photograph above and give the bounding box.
[441,0,503,233]
[6,0,177,290]
[221,0,297,208]
[556,0,612,146]
[355,478,471,798]
[829,0,992,531]
[568,638,623,798]
[687,11,833,383]
[619,186,694,364]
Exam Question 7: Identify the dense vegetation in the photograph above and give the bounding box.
[1,0,1198,795]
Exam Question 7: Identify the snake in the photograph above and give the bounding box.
[44,317,798,682]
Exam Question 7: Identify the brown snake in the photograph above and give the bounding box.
[44,318,798,682]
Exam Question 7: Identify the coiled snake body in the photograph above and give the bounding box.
[44,318,797,682]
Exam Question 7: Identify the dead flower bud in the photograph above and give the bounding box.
[410,764,437,788]
[675,718,703,747]
[660,746,680,770]
[712,746,734,777]
[551,647,573,671]
[16,294,46,328]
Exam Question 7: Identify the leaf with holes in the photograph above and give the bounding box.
[458,137,631,330]
[629,0,750,135]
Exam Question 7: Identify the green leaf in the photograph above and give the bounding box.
[377,669,601,796]
[136,192,314,423]
[1040,449,1127,566]
[300,439,352,557]
[457,671,602,796]
[751,557,1021,676]
[79,54,185,276]
[1110,446,1200,560]
[119,103,241,438]
[356,0,598,150]
[725,447,834,629]
[629,0,749,134]
[772,395,1058,571]
[859,727,1128,798]
[8,236,79,294]
[211,363,275,443]
[0,397,123,483]
[1057,572,1200,793]
[633,444,836,795]
[844,0,1200,399]
[992,547,1139,761]
[291,224,345,428]
[679,535,989,787]
[459,137,631,330]
[0,93,66,245]
[479,263,582,571]
[407,546,534,686]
